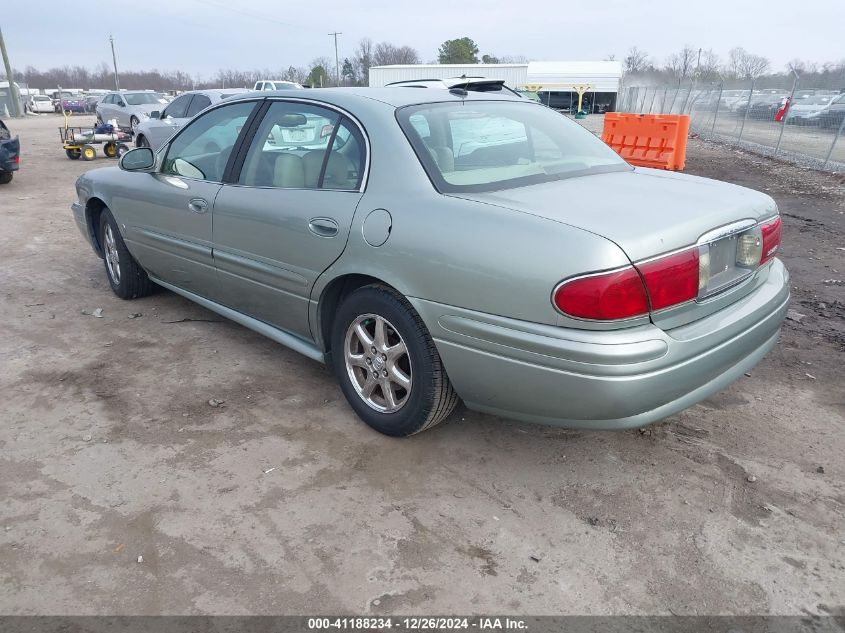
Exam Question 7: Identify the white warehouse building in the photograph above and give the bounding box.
[368,61,624,112]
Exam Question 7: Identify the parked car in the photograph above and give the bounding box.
[28,94,55,113]
[134,89,249,150]
[0,118,20,184]
[816,93,845,129]
[735,92,788,118]
[253,80,304,91]
[745,94,789,120]
[784,95,837,125]
[84,95,102,113]
[54,91,85,113]
[71,89,788,436]
[96,91,164,133]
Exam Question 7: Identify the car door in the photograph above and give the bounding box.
[148,93,193,148]
[98,94,114,121]
[116,100,259,300]
[212,99,367,339]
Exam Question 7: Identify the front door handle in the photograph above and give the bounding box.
[188,198,208,214]
[308,217,339,237]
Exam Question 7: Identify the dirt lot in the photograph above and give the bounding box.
[1,113,844,616]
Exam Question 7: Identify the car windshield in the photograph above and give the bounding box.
[123,93,161,105]
[397,101,629,193]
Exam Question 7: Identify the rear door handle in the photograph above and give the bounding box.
[308,217,339,237]
[188,198,209,214]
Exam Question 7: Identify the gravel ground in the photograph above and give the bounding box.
[1,113,844,616]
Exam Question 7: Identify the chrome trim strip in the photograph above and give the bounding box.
[697,218,757,245]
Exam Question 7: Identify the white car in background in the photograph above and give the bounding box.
[253,80,304,91]
[134,89,249,150]
[28,94,55,113]
[96,91,164,134]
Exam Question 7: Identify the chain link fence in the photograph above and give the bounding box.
[617,80,845,172]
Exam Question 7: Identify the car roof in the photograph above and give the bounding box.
[224,87,524,109]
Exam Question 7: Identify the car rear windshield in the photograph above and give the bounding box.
[123,93,161,105]
[397,101,629,193]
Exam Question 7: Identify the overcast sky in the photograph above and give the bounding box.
[5,0,843,76]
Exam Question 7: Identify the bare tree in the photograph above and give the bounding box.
[665,46,697,82]
[353,38,374,86]
[499,55,528,63]
[726,47,771,79]
[623,46,650,75]
[373,42,420,66]
[698,49,720,80]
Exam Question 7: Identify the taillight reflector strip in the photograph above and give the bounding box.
[553,266,649,321]
[760,216,782,264]
[636,248,700,311]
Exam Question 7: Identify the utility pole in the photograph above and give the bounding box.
[0,26,22,117]
[109,34,120,91]
[328,32,342,86]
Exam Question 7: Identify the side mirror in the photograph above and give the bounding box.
[150,110,161,119]
[119,147,155,171]
[118,101,126,107]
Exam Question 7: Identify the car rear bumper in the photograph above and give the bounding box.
[411,259,789,430]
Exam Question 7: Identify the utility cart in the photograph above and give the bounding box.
[59,112,131,161]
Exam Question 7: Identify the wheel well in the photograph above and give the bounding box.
[317,274,394,356]
[135,134,146,147]
[85,197,107,257]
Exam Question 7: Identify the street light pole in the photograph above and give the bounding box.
[329,32,342,86]
[109,34,120,91]
[0,26,22,117]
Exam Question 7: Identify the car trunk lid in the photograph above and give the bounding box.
[452,167,779,328]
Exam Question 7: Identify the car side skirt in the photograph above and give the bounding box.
[150,276,326,364]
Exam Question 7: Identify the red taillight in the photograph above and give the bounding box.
[636,248,700,311]
[553,266,649,320]
[760,216,781,264]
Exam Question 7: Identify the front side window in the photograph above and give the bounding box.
[239,101,364,190]
[163,94,192,119]
[163,101,256,182]
[397,101,629,193]
[186,94,212,117]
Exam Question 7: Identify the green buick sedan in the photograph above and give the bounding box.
[72,88,788,436]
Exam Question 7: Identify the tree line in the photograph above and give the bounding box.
[1,36,525,91]
[4,37,843,92]
[620,45,845,88]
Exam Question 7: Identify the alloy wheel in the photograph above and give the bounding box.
[104,224,121,284]
[343,314,412,413]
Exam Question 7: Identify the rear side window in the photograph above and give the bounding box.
[238,101,364,190]
[186,94,212,117]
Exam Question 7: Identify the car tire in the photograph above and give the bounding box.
[96,114,103,125]
[136,134,150,148]
[0,171,12,185]
[130,116,140,134]
[99,209,154,300]
[331,284,459,436]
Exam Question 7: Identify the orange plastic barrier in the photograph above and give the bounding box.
[601,113,691,171]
